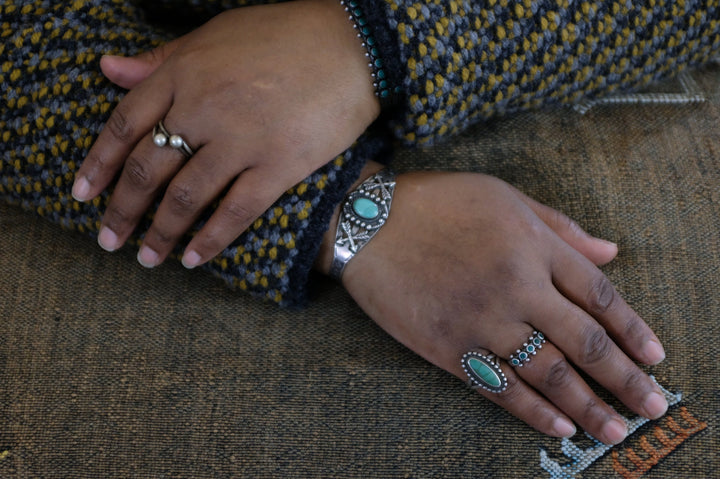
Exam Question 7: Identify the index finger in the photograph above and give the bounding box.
[71,74,172,202]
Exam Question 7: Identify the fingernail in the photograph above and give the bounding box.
[596,238,617,247]
[642,391,668,419]
[602,418,628,445]
[100,54,123,66]
[137,245,160,268]
[642,339,666,365]
[98,227,119,252]
[552,417,577,437]
[72,176,90,201]
[182,250,202,269]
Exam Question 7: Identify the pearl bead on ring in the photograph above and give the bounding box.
[152,121,194,158]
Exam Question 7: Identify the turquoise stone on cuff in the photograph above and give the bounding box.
[467,357,502,388]
[352,197,379,219]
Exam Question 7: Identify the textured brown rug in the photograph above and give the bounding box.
[1,65,718,478]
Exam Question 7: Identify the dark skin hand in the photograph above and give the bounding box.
[77,0,667,443]
[73,0,379,269]
[316,162,667,444]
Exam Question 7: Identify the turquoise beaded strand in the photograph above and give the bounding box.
[340,0,396,101]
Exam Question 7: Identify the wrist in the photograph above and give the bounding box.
[338,0,396,103]
[309,0,381,119]
[314,160,384,276]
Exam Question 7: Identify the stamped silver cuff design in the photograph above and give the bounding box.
[329,169,396,281]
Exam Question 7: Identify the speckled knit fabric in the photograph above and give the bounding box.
[2,0,720,306]
[0,0,379,307]
[363,0,720,145]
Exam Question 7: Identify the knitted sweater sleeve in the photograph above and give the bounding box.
[0,0,386,308]
[357,0,720,146]
[3,0,719,309]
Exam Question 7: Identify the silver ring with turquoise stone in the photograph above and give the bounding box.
[329,169,396,280]
[508,331,546,367]
[461,352,508,393]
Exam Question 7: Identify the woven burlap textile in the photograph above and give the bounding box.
[1,65,719,477]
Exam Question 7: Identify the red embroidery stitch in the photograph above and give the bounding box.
[612,407,708,479]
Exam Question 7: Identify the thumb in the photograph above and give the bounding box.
[100,38,183,89]
[513,188,619,266]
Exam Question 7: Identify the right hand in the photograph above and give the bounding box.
[73,0,380,269]
[318,166,667,444]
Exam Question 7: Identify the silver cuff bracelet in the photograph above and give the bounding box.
[329,169,396,281]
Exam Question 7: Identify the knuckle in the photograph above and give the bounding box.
[495,374,523,402]
[82,151,110,184]
[489,256,526,289]
[586,275,617,315]
[192,228,226,256]
[123,155,154,190]
[582,397,600,420]
[106,105,135,143]
[165,182,196,216]
[524,212,547,239]
[622,368,646,394]
[490,256,545,295]
[549,208,570,229]
[219,199,255,228]
[148,45,165,65]
[579,326,613,365]
[103,205,131,229]
[623,314,644,339]
[148,228,174,247]
[555,210,583,237]
[544,358,572,388]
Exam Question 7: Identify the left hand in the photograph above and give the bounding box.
[73,0,380,268]
[316,165,668,444]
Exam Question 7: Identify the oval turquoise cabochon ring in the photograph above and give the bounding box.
[461,352,508,393]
